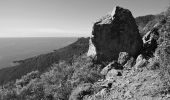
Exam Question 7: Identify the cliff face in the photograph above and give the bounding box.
[88,6,143,62]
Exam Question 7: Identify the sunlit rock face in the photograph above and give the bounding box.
[88,6,143,62]
[87,37,96,57]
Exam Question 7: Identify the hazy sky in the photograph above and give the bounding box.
[0,0,169,37]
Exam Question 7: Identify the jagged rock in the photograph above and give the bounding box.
[142,18,167,59]
[136,54,144,63]
[100,61,115,75]
[83,7,170,100]
[134,55,147,69]
[118,52,129,65]
[106,69,118,80]
[87,38,96,57]
[142,27,160,59]
[88,6,143,62]
[123,57,134,69]
[101,61,122,75]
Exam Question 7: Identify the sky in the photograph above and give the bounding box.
[0,0,169,37]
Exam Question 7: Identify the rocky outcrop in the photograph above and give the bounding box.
[118,52,129,65]
[101,61,122,76]
[142,25,160,59]
[87,38,96,57]
[84,9,170,100]
[123,57,134,68]
[69,6,170,100]
[88,6,143,62]
[142,18,166,59]
[134,54,147,69]
[106,69,119,80]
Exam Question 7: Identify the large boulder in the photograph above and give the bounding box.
[88,6,143,62]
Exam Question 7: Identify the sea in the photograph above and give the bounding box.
[0,37,77,69]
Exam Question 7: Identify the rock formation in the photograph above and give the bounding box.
[118,52,129,65]
[82,7,170,100]
[87,6,143,62]
[142,19,166,59]
[87,38,96,57]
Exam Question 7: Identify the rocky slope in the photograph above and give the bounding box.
[69,6,170,100]
[0,5,170,100]
[88,6,143,62]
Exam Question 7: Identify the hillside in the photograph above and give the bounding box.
[84,11,170,100]
[135,14,165,36]
[0,37,89,84]
[0,5,170,100]
[0,37,77,69]
[135,15,155,34]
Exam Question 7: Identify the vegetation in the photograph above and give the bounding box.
[0,37,89,85]
[0,55,103,100]
[1,5,170,100]
[135,14,155,33]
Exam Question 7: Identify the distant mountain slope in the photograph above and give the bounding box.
[0,37,77,69]
[135,14,165,36]
[0,37,89,84]
[135,15,155,34]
